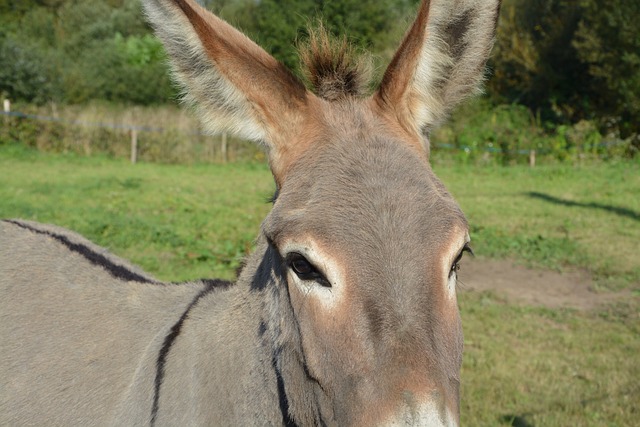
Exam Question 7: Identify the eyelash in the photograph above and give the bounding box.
[450,244,473,278]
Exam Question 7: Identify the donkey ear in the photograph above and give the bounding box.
[376,0,501,134]
[143,0,310,153]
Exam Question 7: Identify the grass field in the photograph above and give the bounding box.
[1,143,638,425]
[434,161,640,291]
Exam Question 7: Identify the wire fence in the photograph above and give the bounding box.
[1,103,630,166]
[2,109,165,133]
[0,101,264,163]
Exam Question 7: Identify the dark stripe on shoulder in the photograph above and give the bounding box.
[150,280,229,426]
[4,220,157,284]
[272,349,299,427]
[192,278,234,289]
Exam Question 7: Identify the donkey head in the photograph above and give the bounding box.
[145,0,500,425]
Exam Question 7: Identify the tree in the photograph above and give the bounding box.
[488,0,588,121]
[231,0,417,77]
[573,0,640,140]
[0,36,62,103]
[0,0,175,104]
[487,0,638,144]
[238,0,316,72]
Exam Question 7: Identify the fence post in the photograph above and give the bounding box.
[51,102,59,120]
[221,132,227,163]
[3,99,9,125]
[529,149,536,168]
[130,129,138,164]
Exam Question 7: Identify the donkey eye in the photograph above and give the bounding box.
[450,261,461,275]
[450,244,473,278]
[291,256,313,275]
[287,253,331,287]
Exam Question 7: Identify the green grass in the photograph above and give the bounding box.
[434,160,640,290]
[459,292,639,426]
[0,144,274,280]
[2,144,637,286]
[1,144,639,425]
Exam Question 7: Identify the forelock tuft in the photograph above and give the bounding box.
[299,23,372,101]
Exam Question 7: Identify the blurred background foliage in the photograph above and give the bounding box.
[0,0,638,160]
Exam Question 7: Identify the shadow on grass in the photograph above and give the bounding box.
[498,382,640,426]
[527,192,640,222]
[500,415,534,427]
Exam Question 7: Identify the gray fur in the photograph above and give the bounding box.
[1,0,500,425]
[0,220,283,425]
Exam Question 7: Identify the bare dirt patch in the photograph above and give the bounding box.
[459,257,632,310]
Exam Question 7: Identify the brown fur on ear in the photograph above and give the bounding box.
[299,23,373,101]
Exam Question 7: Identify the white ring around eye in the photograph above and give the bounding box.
[447,269,458,298]
[280,239,344,309]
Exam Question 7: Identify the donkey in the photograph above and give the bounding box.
[1,0,500,425]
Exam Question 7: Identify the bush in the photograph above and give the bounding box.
[0,36,62,103]
[431,99,631,165]
[64,34,175,104]
[432,100,543,165]
[0,103,263,164]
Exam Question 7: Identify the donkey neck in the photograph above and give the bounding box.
[234,234,330,425]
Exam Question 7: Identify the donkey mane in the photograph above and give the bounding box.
[298,24,373,101]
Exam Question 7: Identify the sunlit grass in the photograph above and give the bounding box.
[0,144,273,280]
[434,160,640,290]
[459,291,639,426]
[2,144,638,287]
